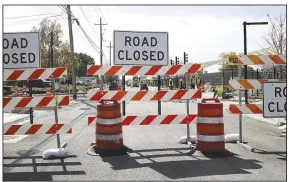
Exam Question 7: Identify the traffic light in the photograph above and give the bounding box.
[184,52,188,64]
[175,56,180,65]
[170,59,174,65]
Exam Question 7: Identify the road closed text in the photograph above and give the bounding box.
[114,31,168,65]
[3,32,40,69]
[267,86,287,113]
[3,38,36,64]
[117,36,164,61]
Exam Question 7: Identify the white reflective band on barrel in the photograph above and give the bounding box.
[96,118,122,125]
[197,117,223,124]
[197,135,224,142]
[96,133,123,141]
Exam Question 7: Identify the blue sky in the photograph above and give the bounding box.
[3,5,286,73]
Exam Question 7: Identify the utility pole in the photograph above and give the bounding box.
[95,17,107,91]
[67,5,77,99]
[106,41,113,66]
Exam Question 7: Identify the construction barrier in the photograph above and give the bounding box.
[226,54,286,152]
[229,79,286,90]
[4,124,72,135]
[229,104,263,114]
[226,55,286,65]
[88,114,198,125]
[3,67,67,81]
[3,67,71,159]
[87,64,201,76]
[196,98,224,152]
[16,88,23,97]
[87,64,202,156]
[88,89,202,101]
[3,96,70,109]
[46,87,52,96]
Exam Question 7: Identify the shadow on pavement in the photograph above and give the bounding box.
[254,148,287,161]
[3,155,86,181]
[100,147,263,179]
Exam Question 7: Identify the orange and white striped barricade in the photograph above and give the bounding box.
[226,55,286,65]
[87,99,131,156]
[87,114,198,126]
[3,67,70,159]
[191,98,232,156]
[229,104,263,114]
[229,79,286,90]
[16,88,23,97]
[46,87,52,96]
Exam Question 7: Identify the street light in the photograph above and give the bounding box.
[243,21,268,104]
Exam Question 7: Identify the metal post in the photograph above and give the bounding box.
[158,75,161,115]
[100,17,104,91]
[50,32,61,148]
[243,22,248,104]
[238,61,243,143]
[122,76,125,116]
[29,81,33,124]
[67,5,77,100]
[186,73,190,143]
[257,69,259,96]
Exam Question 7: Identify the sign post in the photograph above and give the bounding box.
[114,30,169,116]
[263,82,287,118]
[3,32,40,124]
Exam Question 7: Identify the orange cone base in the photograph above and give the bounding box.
[195,141,233,158]
[196,141,225,152]
[87,144,133,156]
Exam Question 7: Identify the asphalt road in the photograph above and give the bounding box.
[3,87,286,181]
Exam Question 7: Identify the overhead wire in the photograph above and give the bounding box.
[4,12,62,19]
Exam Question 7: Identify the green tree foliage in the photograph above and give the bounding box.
[74,52,95,77]
[219,52,255,72]
[31,19,95,78]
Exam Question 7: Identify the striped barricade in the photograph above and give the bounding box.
[4,124,72,135]
[88,89,202,101]
[87,64,201,76]
[88,114,198,126]
[228,79,286,90]
[226,55,286,65]
[3,96,70,109]
[229,104,263,114]
[3,67,67,81]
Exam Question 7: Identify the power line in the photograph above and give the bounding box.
[79,6,100,38]
[4,14,66,25]
[4,12,62,19]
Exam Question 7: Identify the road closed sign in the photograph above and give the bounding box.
[114,30,168,65]
[3,32,40,69]
[263,82,287,118]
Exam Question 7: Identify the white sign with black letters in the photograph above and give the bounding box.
[113,30,168,66]
[263,82,287,118]
[3,32,40,69]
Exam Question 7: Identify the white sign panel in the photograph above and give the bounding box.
[3,32,40,69]
[114,30,168,66]
[263,82,287,118]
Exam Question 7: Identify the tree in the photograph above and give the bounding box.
[74,52,95,77]
[261,14,286,79]
[219,52,255,72]
[31,19,74,77]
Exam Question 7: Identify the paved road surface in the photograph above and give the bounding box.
[3,87,286,181]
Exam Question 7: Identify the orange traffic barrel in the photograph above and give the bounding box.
[96,100,123,150]
[16,88,23,97]
[88,99,132,156]
[196,98,225,152]
[46,87,52,96]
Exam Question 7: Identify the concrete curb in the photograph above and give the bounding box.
[4,114,30,126]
